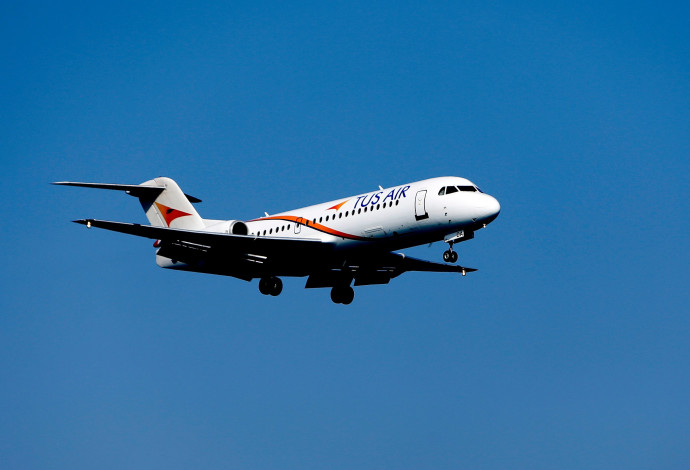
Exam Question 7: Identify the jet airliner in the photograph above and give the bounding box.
[55,176,500,304]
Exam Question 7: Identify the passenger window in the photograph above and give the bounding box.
[376,204,380,210]
[319,217,322,223]
[358,208,362,214]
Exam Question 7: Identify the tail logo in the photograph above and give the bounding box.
[155,202,192,226]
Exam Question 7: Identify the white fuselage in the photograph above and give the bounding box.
[238,176,500,252]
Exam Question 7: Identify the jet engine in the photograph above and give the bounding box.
[204,220,249,236]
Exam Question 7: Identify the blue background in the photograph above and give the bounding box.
[2,1,689,468]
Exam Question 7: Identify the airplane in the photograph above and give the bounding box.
[54,176,500,304]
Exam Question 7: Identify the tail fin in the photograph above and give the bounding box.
[53,177,205,230]
[138,177,204,229]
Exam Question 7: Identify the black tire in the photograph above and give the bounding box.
[341,286,354,305]
[270,277,283,296]
[450,251,458,263]
[443,250,452,262]
[331,286,354,304]
[259,278,270,295]
[330,287,342,304]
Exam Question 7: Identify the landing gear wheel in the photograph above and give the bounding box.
[341,286,354,305]
[259,277,283,296]
[331,286,355,305]
[269,277,283,296]
[259,277,271,295]
[443,248,459,263]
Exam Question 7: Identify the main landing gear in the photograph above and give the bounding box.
[331,285,354,305]
[443,241,459,263]
[259,277,283,296]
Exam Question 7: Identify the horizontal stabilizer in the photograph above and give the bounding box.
[53,181,202,203]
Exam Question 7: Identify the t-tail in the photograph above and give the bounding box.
[52,177,205,229]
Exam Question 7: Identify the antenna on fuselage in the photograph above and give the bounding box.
[378,185,383,191]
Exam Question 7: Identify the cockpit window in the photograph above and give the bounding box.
[440,185,480,195]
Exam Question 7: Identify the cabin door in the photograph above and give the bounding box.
[415,190,429,221]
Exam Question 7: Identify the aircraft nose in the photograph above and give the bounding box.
[476,194,501,225]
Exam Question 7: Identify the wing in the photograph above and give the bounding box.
[305,251,476,288]
[74,219,334,279]
[393,253,477,275]
[75,219,475,285]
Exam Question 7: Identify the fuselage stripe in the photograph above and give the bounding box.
[249,215,369,241]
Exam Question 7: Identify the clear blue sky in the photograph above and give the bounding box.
[2,1,689,469]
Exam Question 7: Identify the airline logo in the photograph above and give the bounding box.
[327,185,411,212]
[353,185,410,209]
[327,200,350,211]
[155,202,192,226]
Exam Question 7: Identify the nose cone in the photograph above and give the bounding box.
[476,194,501,225]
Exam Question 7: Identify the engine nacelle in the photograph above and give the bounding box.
[228,220,249,235]
[204,219,249,236]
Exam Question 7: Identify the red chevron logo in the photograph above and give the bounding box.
[155,202,192,226]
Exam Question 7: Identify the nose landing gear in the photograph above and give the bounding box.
[443,241,459,263]
[442,230,473,263]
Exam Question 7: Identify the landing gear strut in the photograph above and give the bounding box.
[443,241,459,263]
[259,277,283,296]
[331,286,354,305]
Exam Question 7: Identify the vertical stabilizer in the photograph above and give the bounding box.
[138,177,205,229]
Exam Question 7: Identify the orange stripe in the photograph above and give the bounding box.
[249,215,369,241]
